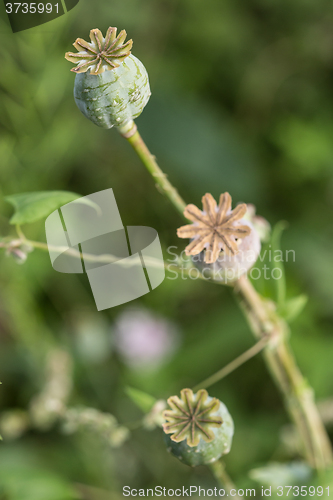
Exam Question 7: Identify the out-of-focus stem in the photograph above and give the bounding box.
[11,228,214,283]
[121,122,333,471]
[234,275,332,470]
[193,336,269,392]
[209,460,241,499]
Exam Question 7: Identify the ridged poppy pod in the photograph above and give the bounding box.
[163,389,234,467]
[192,219,261,283]
[65,27,151,135]
[177,193,261,284]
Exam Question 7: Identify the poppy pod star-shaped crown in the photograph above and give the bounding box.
[65,27,133,75]
[163,388,223,447]
[177,192,252,264]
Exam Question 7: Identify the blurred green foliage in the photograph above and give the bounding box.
[1,0,333,497]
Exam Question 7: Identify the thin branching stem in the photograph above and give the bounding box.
[193,336,269,392]
[10,226,215,282]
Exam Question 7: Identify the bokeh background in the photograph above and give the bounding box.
[1,0,333,497]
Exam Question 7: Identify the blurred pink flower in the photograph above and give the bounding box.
[113,308,180,371]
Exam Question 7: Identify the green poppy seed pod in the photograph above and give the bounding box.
[65,27,151,136]
[163,389,234,467]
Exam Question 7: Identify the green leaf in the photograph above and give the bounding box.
[125,386,157,414]
[278,294,308,323]
[5,191,82,225]
[249,461,312,488]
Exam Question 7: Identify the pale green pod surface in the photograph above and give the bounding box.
[163,389,234,467]
[73,54,150,129]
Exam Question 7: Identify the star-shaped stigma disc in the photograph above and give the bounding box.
[177,192,251,264]
[163,389,223,447]
[65,27,133,75]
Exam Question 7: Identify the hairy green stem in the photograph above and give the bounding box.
[121,125,333,471]
[125,128,186,216]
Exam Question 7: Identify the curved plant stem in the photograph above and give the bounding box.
[10,227,213,282]
[121,125,333,471]
[234,275,333,471]
[15,224,26,240]
[193,336,269,392]
[209,460,241,499]
[125,128,186,216]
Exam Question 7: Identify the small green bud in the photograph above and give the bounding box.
[5,240,33,265]
[65,27,151,135]
[163,388,234,467]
